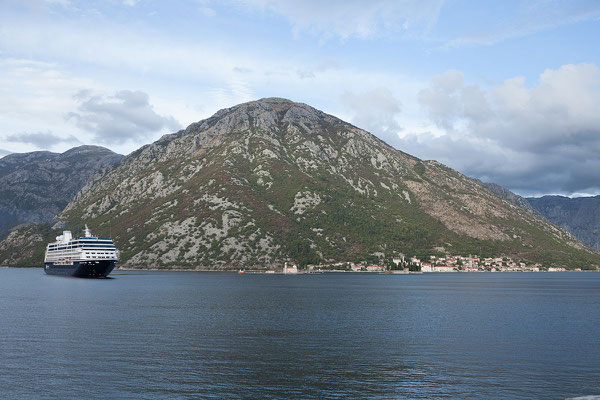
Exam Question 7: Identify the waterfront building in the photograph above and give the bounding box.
[283,263,298,274]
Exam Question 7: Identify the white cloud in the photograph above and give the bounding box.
[0,3,427,138]
[0,15,241,83]
[296,58,340,80]
[6,131,81,148]
[339,87,403,147]
[67,90,181,145]
[0,58,101,153]
[0,57,197,154]
[442,1,600,48]
[45,0,71,6]
[403,63,600,196]
[0,24,426,153]
[236,0,445,39]
[417,70,491,130]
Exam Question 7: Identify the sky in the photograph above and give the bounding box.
[1,0,600,197]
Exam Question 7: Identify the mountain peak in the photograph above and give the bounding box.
[209,97,330,124]
[62,145,118,156]
[244,97,298,107]
[228,97,308,113]
[165,97,343,148]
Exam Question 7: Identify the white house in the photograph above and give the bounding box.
[283,263,298,274]
[433,265,455,272]
[421,263,433,272]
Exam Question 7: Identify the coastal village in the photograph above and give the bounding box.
[301,254,583,273]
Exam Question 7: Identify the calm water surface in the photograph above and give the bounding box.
[1,269,599,399]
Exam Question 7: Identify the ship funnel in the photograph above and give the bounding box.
[62,231,72,242]
[84,224,92,237]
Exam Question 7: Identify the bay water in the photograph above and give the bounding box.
[1,269,599,399]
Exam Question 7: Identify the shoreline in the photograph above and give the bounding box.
[1,266,598,273]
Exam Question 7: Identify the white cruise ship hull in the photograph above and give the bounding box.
[44,260,116,278]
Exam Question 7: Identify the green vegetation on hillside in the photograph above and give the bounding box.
[1,98,599,270]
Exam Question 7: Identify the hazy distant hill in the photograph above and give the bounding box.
[1,99,598,269]
[527,196,600,252]
[0,145,123,238]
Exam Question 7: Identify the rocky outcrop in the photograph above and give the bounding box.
[1,99,598,268]
[0,145,123,238]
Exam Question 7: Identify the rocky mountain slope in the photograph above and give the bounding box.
[482,182,540,216]
[1,98,598,269]
[527,196,600,252]
[0,145,123,239]
[481,181,600,253]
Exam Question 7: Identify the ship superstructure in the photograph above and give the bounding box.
[44,225,118,277]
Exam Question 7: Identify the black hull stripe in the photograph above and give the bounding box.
[44,260,116,278]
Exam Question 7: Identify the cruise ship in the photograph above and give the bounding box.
[44,225,118,278]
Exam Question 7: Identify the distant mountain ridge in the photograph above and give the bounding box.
[482,181,600,252]
[481,182,540,216]
[1,99,598,269]
[0,145,123,238]
[527,195,600,252]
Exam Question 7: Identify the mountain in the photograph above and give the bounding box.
[0,145,123,239]
[481,182,540,216]
[481,183,600,252]
[527,196,600,252]
[1,98,598,269]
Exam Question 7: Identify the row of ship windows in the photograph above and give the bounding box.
[47,251,115,260]
[84,251,116,259]
[48,245,116,250]
[47,251,116,258]
[48,241,113,247]
[49,242,114,246]
[48,251,115,255]
[50,240,112,244]
[47,252,114,257]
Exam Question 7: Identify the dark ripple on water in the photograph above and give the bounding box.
[1,269,599,399]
